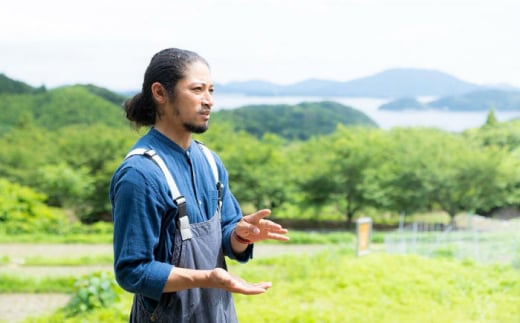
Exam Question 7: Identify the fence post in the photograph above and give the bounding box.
[356,217,372,256]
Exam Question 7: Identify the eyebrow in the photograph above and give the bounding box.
[190,81,214,88]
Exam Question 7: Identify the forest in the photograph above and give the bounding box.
[1,75,520,236]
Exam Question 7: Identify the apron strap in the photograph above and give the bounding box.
[196,141,223,214]
[197,143,218,184]
[125,148,193,240]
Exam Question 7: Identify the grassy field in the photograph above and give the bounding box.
[233,250,520,323]
[9,243,518,323]
[1,220,518,323]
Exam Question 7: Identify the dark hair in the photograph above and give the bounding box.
[124,48,209,127]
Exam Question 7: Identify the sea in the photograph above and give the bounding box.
[212,94,520,133]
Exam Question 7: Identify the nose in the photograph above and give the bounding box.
[202,90,213,108]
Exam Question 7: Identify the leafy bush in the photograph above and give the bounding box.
[35,163,94,208]
[64,272,120,317]
[0,179,67,234]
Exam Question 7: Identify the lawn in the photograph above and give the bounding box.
[22,245,520,323]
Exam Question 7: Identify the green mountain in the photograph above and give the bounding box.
[211,101,378,140]
[0,74,376,140]
[428,89,520,111]
[379,97,426,111]
[0,73,46,94]
[0,77,129,134]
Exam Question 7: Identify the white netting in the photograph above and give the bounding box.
[384,214,520,268]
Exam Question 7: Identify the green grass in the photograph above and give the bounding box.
[27,249,520,323]
[0,275,75,293]
[1,225,517,322]
[232,250,520,323]
[268,230,356,244]
[23,254,113,266]
[0,233,113,244]
[0,256,9,265]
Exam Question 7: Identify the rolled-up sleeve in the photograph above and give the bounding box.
[218,165,254,262]
[110,166,173,301]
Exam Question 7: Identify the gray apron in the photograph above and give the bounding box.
[126,148,238,323]
[129,212,238,322]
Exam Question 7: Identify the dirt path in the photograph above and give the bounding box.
[0,243,113,260]
[0,294,70,323]
[0,243,328,259]
[0,243,330,322]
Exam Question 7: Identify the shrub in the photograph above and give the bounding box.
[64,271,120,317]
[0,179,67,234]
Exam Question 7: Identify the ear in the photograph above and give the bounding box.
[151,82,168,104]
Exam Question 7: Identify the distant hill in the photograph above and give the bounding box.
[380,89,520,111]
[215,68,513,98]
[339,69,479,97]
[0,73,46,94]
[211,101,378,140]
[428,89,520,111]
[0,75,128,133]
[0,74,376,141]
[379,97,427,111]
[80,84,128,106]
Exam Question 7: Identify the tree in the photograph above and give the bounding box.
[198,123,293,213]
[362,127,437,215]
[0,124,59,184]
[483,108,498,127]
[35,163,94,211]
[420,134,517,226]
[53,124,140,222]
[299,126,388,226]
[464,119,520,151]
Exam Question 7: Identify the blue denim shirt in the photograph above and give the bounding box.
[110,128,253,301]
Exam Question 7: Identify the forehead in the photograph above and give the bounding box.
[182,60,212,84]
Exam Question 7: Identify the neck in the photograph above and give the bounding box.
[154,124,192,150]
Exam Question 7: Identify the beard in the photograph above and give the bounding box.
[184,121,209,134]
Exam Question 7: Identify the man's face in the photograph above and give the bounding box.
[170,60,214,134]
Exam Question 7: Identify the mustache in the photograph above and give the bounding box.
[199,107,211,114]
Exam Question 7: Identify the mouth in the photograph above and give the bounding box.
[200,110,210,121]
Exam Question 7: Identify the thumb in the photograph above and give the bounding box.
[244,209,271,224]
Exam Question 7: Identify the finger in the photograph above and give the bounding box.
[267,227,289,235]
[237,221,261,236]
[235,281,272,295]
[239,288,268,295]
[243,209,271,224]
[259,219,288,232]
[252,282,272,289]
[267,233,290,242]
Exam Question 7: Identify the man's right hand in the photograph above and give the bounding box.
[209,268,272,295]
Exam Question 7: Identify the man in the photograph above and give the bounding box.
[110,48,289,322]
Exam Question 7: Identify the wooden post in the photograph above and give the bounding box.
[356,217,372,256]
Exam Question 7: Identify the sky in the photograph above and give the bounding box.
[1,0,519,92]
